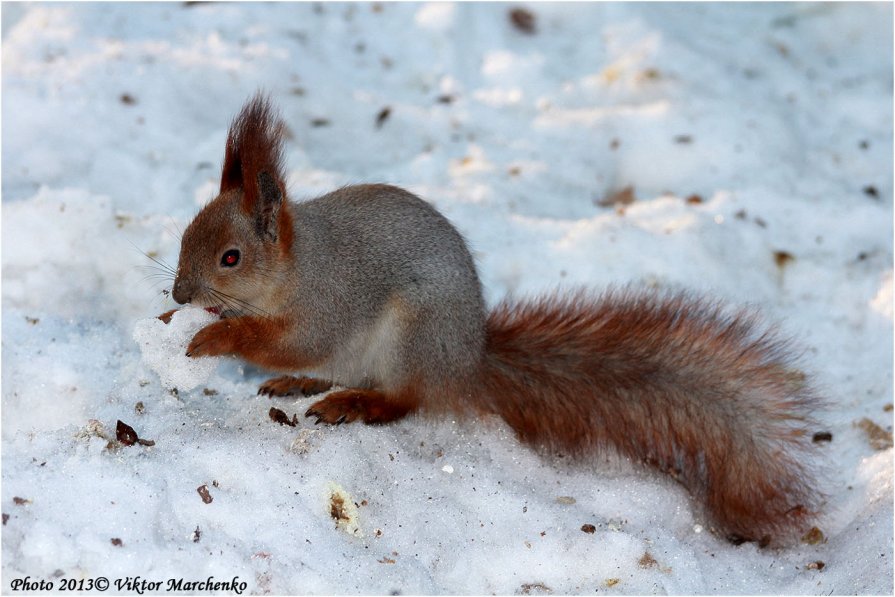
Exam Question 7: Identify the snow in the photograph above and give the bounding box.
[133,307,221,392]
[1,1,892,594]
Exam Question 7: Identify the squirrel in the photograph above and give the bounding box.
[161,94,822,547]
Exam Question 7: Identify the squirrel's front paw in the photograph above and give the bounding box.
[186,320,234,358]
[157,309,178,324]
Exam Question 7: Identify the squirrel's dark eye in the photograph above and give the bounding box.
[221,249,240,268]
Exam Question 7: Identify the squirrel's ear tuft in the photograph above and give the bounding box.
[220,93,287,216]
[255,171,283,242]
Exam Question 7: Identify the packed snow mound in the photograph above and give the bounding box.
[132,306,220,391]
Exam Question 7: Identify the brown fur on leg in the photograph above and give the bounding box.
[258,375,332,397]
[186,315,320,372]
[305,388,419,425]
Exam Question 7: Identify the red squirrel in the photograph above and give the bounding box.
[162,94,822,547]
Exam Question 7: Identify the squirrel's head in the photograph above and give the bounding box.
[172,94,293,317]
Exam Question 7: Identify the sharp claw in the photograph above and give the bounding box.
[314,417,323,425]
[185,351,192,357]
[336,415,347,425]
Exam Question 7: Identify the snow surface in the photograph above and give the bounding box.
[133,307,221,392]
[2,2,892,595]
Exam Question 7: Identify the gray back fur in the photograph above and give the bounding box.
[283,184,486,393]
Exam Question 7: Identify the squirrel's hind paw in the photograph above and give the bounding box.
[258,375,333,397]
[305,388,417,425]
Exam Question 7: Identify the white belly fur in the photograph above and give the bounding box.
[317,299,406,390]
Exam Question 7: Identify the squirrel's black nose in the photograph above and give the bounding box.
[171,279,191,305]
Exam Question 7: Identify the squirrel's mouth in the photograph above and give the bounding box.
[204,305,240,319]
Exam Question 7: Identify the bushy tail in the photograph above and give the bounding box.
[477,289,822,545]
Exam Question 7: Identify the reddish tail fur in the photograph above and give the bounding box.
[476,290,821,545]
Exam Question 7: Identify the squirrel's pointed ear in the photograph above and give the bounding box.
[219,94,293,252]
[220,133,243,193]
[219,93,285,200]
[255,171,282,242]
